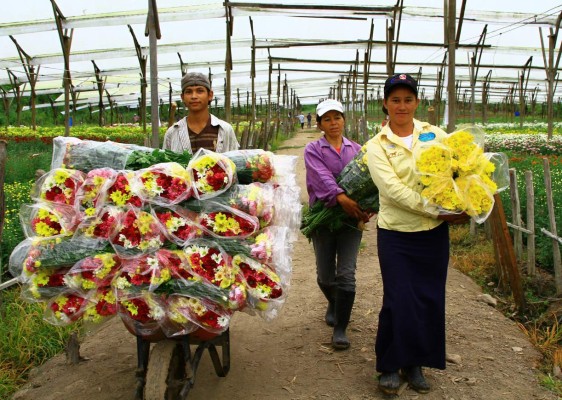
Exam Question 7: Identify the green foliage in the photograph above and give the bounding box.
[0,288,74,399]
[1,181,33,276]
[497,153,562,270]
[125,148,193,169]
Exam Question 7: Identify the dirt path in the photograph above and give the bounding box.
[12,128,558,400]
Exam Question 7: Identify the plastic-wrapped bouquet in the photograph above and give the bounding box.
[32,168,85,206]
[206,183,274,228]
[187,149,236,199]
[165,294,232,335]
[112,252,173,292]
[152,206,202,245]
[232,254,285,319]
[21,266,70,302]
[415,126,509,223]
[20,202,77,239]
[117,291,167,337]
[44,290,92,326]
[73,206,121,248]
[75,168,117,216]
[184,239,238,289]
[103,171,143,208]
[223,149,276,184]
[133,162,192,205]
[82,287,118,323]
[64,253,122,290]
[110,208,165,258]
[197,202,259,239]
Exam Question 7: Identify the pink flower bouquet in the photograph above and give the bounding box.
[224,149,276,184]
[165,294,232,335]
[213,183,275,228]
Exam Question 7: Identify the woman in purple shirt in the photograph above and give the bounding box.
[304,99,369,350]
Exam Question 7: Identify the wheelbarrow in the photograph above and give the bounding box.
[124,320,230,400]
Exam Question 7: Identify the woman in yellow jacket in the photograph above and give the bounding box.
[365,74,469,395]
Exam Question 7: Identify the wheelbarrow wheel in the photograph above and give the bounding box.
[144,340,186,400]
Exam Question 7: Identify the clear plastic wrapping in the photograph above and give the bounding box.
[187,149,237,200]
[132,162,192,206]
[223,149,276,184]
[51,136,153,172]
[32,168,85,206]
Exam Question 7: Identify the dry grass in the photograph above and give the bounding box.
[449,224,562,395]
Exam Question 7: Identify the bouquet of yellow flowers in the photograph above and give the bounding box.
[415,126,509,223]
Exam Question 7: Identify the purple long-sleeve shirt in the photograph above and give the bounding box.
[304,136,362,207]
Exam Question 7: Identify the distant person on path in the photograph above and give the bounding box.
[162,72,239,154]
[365,73,470,395]
[298,112,305,129]
[304,99,370,350]
[306,112,312,128]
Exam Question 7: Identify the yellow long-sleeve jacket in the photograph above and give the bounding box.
[366,119,447,232]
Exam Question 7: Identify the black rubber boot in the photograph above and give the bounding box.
[318,283,336,327]
[331,290,355,350]
[378,371,401,395]
[402,366,430,393]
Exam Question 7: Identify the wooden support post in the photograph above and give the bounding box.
[525,171,536,276]
[509,169,523,260]
[543,158,562,294]
[488,193,526,311]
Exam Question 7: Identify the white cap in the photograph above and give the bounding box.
[316,99,344,117]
